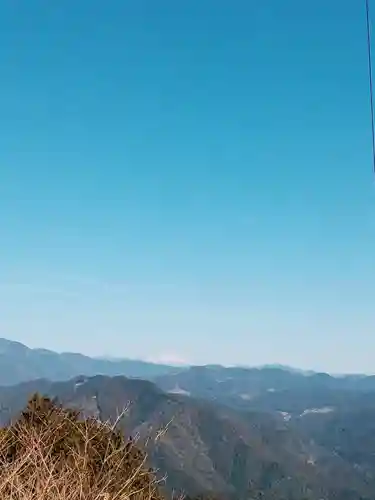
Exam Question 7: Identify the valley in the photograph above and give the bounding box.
[0,338,374,499]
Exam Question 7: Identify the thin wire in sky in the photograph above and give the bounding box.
[365,0,375,176]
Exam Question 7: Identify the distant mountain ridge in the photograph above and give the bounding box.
[1,337,374,389]
[0,338,179,385]
[154,364,375,415]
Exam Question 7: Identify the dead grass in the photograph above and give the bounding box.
[0,394,165,500]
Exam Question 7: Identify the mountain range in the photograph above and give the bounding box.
[0,338,375,499]
[0,337,178,384]
[0,374,374,500]
[154,364,375,415]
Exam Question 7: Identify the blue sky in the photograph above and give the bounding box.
[1,1,374,373]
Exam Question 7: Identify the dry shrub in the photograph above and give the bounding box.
[0,394,165,500]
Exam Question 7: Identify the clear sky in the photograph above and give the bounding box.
[1,1,374,373]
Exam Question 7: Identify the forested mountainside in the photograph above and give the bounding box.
[0,338,177,384]
[154,364,375,414]
[0,374,374,500]
[1,339,375,498]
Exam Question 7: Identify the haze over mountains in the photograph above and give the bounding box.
[0,337,375,499]
[0,338,177,385]
[0,337,372,386]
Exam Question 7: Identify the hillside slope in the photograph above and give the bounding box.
[154,365,375,414]
[0,338,177,385]
[0,375,373,500]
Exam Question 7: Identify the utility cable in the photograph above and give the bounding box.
[365,0,375,175]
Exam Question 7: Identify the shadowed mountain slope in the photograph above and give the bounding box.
[0,375,373,500]
[154,365,375,415]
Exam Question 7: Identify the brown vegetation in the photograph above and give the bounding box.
[0,394,165,500]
